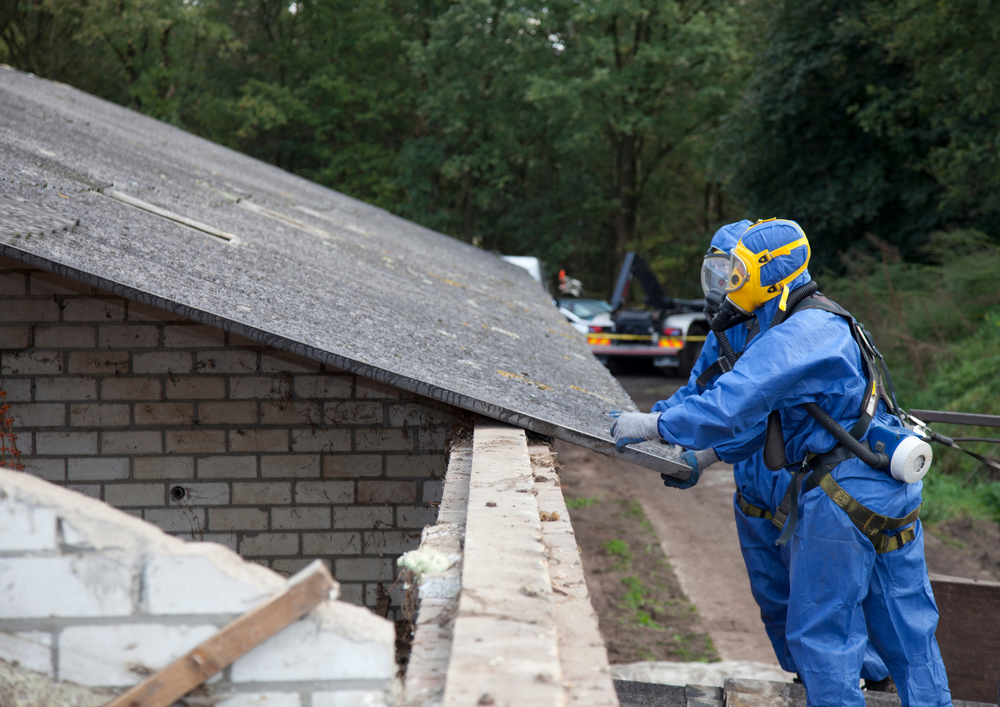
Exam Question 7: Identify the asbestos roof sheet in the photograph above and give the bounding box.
[0,67,687,478]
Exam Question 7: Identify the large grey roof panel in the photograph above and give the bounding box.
[0,66,687,478]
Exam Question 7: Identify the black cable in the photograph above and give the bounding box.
[803,402,891,470]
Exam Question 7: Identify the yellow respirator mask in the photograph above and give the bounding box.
[724,233,811,314]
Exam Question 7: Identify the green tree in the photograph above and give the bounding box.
[715,0,946,269]
[402,0,742,295]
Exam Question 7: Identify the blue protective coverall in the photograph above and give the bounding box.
[654,222,890,681]
[654,221,951,707]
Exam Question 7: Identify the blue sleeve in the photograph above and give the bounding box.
[656,311,865,457]
[651,332,720,413]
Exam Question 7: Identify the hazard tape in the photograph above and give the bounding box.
[586,333,709,342]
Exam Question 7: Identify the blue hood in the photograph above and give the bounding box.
[710,220,754,255]
[737,219,812,333]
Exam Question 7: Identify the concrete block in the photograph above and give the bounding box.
[355,428,414,452]
[143,507,205,534]
[420,425,450,451]
[230,607,394,682]
[338,582,363,605]
[302,532,362,556]
[127,301,187,322]
[295,481,354,505]
[363,531,420,555]
[232,482,291,505]
[397,505,438,529]
[334,558,396,581]
[261,454,320,478]
[135,402,195,426]
[0,298,60,323]
[3,350,62,375]
[388,403,453,428]
[61,298,126,322]
[98,325,159,348]
[165,376,225,399]
[354,380,400,400]
[68,351,129,375]
[134,456,194,479]
[144,554,274,615]
[422,480,443,503]
[28,272,92,296]
[262,401,321,426]
[0,272,26,295]
[104,483,164,507]
[22,458,66,482]
[70,403,129,427]
[199,401,257,426]
[324,401,382,425]
[239,532,299,556]
[294,375,352,400]
[173,482,229,505]
[333,506,393,530]
[313,692,387,707]
[36,431,97,455]
[386,453,446,479]
[260,351,320,373]
[0,631,53,675]
[163,324,225,348]
[271,558,315,575]
[229,332,267,348]
[102,377,162,400]
[165,429,226,453]
[210,508,268,531]
[10,403,66,427]
[290,428,351,453]
[33,324,96,348]
[36,376,97,401]
[357,481,416,505]
[0,325,31,349]
[271,506,330,530]
[102,430,162,454]
[59,624,218,686]
[323,455,382,478]
[230,376,288,399]
[0,495,57,550]
[198,455,257,479]
[68,457,129,481]
[133,351,193,375]
[216,693,301,707]
[196,350,258,374]
[1,378,32,401]
[230,429,288,453]
[0,556,132,618]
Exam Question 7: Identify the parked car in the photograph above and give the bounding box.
[558,298,615,334]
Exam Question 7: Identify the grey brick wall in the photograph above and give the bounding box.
[0,256,458,616]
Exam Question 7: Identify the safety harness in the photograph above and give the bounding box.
[696,319,760,389]
[735,293,922,554]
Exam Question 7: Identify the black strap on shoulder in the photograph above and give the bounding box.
[696,319,761,389]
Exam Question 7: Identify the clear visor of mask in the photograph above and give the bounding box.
[701,253,732,296]
[725,251,750,293]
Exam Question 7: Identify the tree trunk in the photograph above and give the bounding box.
[615,132,640,263]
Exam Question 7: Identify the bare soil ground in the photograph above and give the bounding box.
[561,371,1000,666]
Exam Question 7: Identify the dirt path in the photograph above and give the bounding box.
[561,371,1000,667]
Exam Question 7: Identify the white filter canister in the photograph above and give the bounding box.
[890,435,933,483]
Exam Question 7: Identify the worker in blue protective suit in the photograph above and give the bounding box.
[653,221,893,688]
[611,219,951,707]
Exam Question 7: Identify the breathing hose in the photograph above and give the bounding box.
[770,281,819,327]
[803,402,890,470]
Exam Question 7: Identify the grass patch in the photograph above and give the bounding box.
[566,496,602,509]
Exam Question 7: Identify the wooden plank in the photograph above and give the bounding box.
[930,574,1000,704]
[910,410,1000,428]
[105,560,335,707]
[103,189,236,242]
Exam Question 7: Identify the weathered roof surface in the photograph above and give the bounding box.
[0,66,686,477]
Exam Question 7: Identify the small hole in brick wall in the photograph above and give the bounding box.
[170,486,186,501]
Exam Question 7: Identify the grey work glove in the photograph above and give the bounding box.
[662,447,720,489]
[610,411,662,451]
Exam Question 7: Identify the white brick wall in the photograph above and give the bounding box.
[0,256,458,616]
[0,468,396,701]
